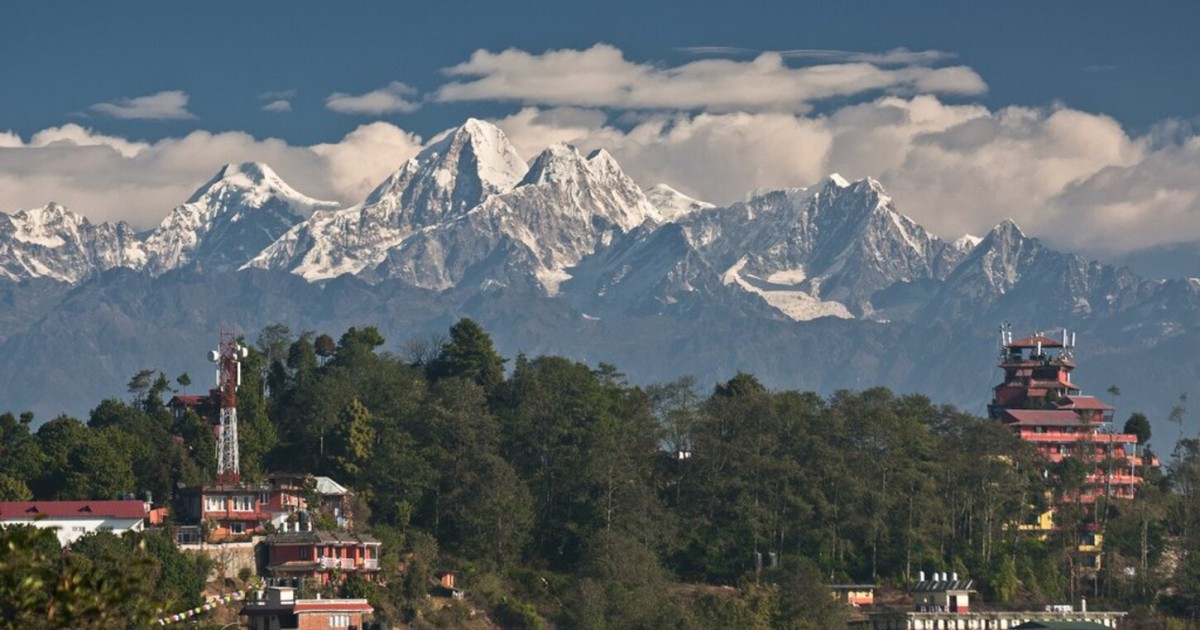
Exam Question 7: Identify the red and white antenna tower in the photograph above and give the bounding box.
[209,330,248,485]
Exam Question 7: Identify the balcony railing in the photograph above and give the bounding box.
[318,557,380,570]
[319,557,355,570]
[1019,432,1137,444]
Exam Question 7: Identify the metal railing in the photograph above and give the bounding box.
[318,557,380,570]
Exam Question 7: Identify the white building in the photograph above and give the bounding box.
[0,500,149,546]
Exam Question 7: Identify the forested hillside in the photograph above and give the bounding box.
[3,320,1200,628]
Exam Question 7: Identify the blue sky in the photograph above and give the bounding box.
[3,1,1199,269]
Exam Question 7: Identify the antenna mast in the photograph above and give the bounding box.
[210,330,247,485]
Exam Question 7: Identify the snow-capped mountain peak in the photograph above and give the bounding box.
[244,120,532,282]
[521,143,587,187]
[645,184,714,222]
[9,203,83,247]
[993,218,1026,238]
[954,233,983,252]
[455,118,528,192]
[185,162,333,218]
[143,163,339,275]
[0,203,145,283]
[379,118,529,226]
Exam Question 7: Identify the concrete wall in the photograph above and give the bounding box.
[179,540,261,581]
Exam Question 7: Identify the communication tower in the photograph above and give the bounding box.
[209,330,248,485]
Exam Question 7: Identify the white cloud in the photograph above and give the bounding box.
[89,90,197,120]
[1049,137,1200,252]
[486,97,1200,254]
[3,98,1195,255]
[435,44,985,113]
[681,47,956,66]
[4,39,1200,258]
[326,81,421,115]
[779,48,956,66]
[0,123,423,228]
[262,100,292,113]
[311,121,425,202]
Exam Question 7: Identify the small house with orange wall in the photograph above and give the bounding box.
[177,473,354,542]
[177,481,274,540]
[831,584,877,606]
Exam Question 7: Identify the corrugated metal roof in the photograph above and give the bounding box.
[313,476,349,496]
[910,579,974,592]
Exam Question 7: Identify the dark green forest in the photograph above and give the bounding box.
[4,319,1200,628]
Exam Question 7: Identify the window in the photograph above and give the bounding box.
[72,526,87,533]
[329,615,350,627]
[231,522,246,535]
[232,495,254,512]
[205,496,225,512]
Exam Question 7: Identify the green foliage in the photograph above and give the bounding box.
[566,530,685,630]
[426,318,506,392]
[0,526,158,629]
[0,473,32,501]
[494,596,544,630]
[236,342,277,481]
[1125,412,1152,445]
[9,318,1200,626]
[771,557,851,630]
[332,398,375,482]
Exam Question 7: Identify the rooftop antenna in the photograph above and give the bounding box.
[210,329,248,485]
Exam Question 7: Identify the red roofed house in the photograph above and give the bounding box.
[177,481,275,541]
[263,525,382,586]
[241,586,373,630]
[0,500,149,546]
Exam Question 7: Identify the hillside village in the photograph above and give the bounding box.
[0,319,1197,629]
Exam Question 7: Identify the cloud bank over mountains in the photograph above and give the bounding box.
[433,43,986,112]
[0,44,1197,256]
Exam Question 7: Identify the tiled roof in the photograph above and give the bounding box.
[265,529,379,545]
[1002,410,1087,426]
[1057,396,1113,411]
[0,500,147,519]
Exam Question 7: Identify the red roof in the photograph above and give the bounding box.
[1009,335,1064,349]
[1057,396,1113,411]
[293,600,373,613]
[1002,409,1088,426]
[0,500,148,520]
[1028,379,1080,391]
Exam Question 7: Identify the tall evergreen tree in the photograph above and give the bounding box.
[427,318,506,393]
